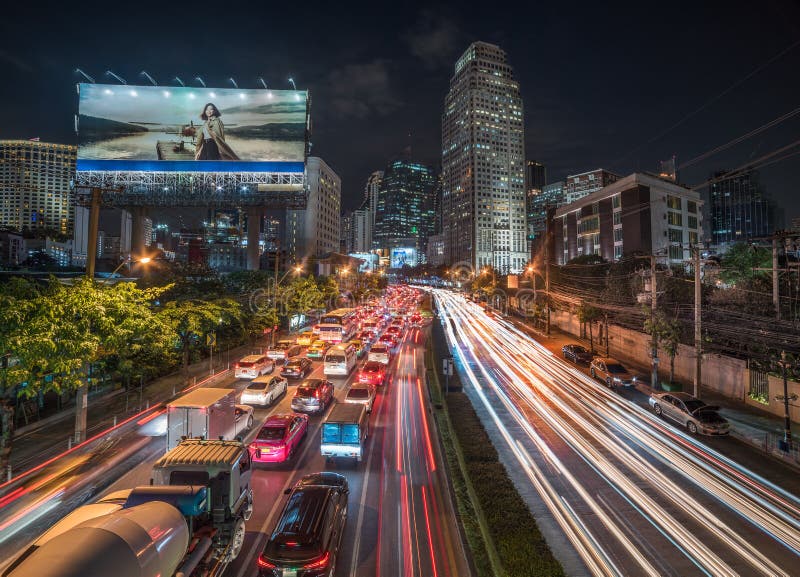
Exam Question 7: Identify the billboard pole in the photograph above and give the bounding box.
[85,187,102,279]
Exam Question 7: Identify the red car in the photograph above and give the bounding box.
[358,361,387,386]
[251,413,309,463]
[379,334,399,349]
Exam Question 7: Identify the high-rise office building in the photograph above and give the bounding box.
[528,181,566,245]
[525,160,547,242]
[364,170,383,250]
[441,42,527,273]
[563,169,620,205]
[286,156,341,262]
[372,158,436,261]
[352,208,371,253]
[0,140,77,234]
[709,169,775,246]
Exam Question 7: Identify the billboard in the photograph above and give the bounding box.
[77,84,307,172]
[391,247,418,268]
[349,253,379,272]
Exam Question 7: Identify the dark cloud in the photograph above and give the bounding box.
[326,60,402,119]
[403,10,463,70]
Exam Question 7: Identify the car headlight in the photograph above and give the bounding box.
[613,377,621,382]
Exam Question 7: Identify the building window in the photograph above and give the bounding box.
[614,245,623,259]
[688,215,698,229]
[689,231,698,245]
[687,200,697,214]
[614,228,623,242]
[613,212,621,226]
[612,195,621,209]
[669,245,684,261]
[667,195,681,210]
[668,228,683,243]
[667,211,682,226]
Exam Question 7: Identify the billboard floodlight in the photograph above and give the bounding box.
[258,78,268,89]
[195,76,206,87]
[228,77,238,88]
[75,69,95,83]
[140,71,157,86]
[105,70,127,85]
[174,77,185,86]
[288,77,296,90]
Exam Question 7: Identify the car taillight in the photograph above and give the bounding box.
[303,551,330,570]
[257,555,277,569]
[234,363,239,368]
[315,390,320,398]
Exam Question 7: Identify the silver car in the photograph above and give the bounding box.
[345,384,377,413]
[648,391,730,435]
[240,376,288,407]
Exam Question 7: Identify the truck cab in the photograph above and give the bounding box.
[320,404,369,463]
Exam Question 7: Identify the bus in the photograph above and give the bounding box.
[318,308,358,343]
[323,343,358,376]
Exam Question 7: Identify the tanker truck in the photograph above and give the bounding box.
[2,438,254,577]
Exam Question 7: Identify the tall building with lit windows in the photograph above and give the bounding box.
[0,140,77,234]
[441,42,527,273]
[372,158,436,261]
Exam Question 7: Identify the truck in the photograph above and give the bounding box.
[2,438,254,577]
[166,388,236,452]
[320,403,369,463]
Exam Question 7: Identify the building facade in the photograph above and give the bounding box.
[709,169,775,246]
[441,42,527,273]
[372,158,436,261]
[286,156,341,262]
[525,160,547,243]
[554,173,702,266]
[0,140,77,235]
[563,168,619,205]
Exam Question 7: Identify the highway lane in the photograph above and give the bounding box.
[1,317,468,577]
[434,289,800,577]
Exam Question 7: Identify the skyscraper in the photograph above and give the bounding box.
[709,169,775,246]
[525,160,547,243]
[364,170,383,250]
[0,140,77,234]
[441,42,527,273]
[372,158,436,262]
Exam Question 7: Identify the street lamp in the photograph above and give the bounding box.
[101,256,151,285]
[775,351,798,451]
[270,264,302,347]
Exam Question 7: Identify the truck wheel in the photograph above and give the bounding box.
[221,517,246,562]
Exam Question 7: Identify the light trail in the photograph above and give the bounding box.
[433,290,800,577]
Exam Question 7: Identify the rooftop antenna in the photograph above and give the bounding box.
[288,77,297,90]
[105,70,127,85]
[75,69,95,83]
[140,71,157,85]
[229,77,238,88]
[258,77,268,89]
[194,76,206,87]
[174,77,185,86]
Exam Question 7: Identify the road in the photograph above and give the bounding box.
[0,325,468,577]
[434,289,800,577]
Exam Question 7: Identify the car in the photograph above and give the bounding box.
[234,354,275,379]
[312,324,321,336]
[281,357,313,379]
[649,392,731,435]
[378,334,399,350]
[267,340,302,362]
[291,378,335,413]
[357,361,387,386]
[368,344,391,365]
[258,472,349,577]
[234,405,255,435]
[409,313,423,327]
[240,376,288,407]
[251,413,309,463]
[589,357,637,387]
[345,384,377,413]
[296,331,315,347]
[386,325,403,337]
[357,331,375,345]
[561,344,594,364]
[306,340,330,359]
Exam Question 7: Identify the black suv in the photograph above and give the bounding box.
[561,344,594,364]
[258,472,349,577]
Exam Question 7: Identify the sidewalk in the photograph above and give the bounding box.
[8,341,264,478]
[505,312,800,470]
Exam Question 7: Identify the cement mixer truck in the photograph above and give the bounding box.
[2,438,254,577]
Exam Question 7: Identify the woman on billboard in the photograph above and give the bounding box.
[194,103,240,160]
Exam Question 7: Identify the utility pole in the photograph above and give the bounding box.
[773,236,781,320]
[777,351,793,451]
[650,255,659,389]
[545,219,551,335]
[693,247,702,397]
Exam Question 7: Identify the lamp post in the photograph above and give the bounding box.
[271,264,303,347]
[776,351,797,451]
[101,256,152,285]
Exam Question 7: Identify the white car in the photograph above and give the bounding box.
[234,354,275,379]
[345,384,377,413]
[240,376,288,407]
[368,344,391,365]
[234,405,255,436]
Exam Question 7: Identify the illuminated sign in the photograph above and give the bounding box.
[77,84,307,172]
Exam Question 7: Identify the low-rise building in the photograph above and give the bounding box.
[553,173,702,266]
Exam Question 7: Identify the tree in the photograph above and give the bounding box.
[577,302,602,352]
[158,298,243,386]
[643,310,683,384]
[719,242,771,286]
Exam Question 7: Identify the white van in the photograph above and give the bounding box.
[234,354,274,379]
[324,343,357,376]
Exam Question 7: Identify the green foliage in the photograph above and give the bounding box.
[446,393,565,577]
[719,242,771,286]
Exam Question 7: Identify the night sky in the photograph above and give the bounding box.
[3,0,799,225]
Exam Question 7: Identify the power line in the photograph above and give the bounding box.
[690,138,800,190]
